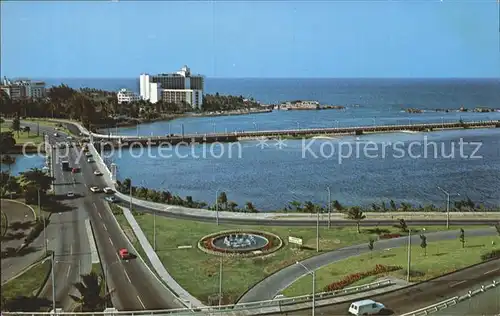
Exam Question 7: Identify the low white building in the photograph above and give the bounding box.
[117,88,141,104]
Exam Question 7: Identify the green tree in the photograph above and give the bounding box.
[347,206,366,233]
[217,191,228,210]
[397,219,408,232]
[420,234,427,256]
[459,228,465,248]
[245,201,257,213]
[289,201,302,212]
[332,200,343,212]
[18,168,54,203]
[390,200,397,211]
[23,125,31,136]
[228,201,238,212]
[11,115,21,137]
[303,201,316,213]
[368,238,375,258]
[1,154,16,172]
[69,272,110,312]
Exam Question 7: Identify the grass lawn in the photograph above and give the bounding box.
[283,235,500,297]
[113,209,487,305]
[1,127,43,145]
[1,257,51,299]
[23,118,75,136]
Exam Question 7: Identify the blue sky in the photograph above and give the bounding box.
[1,0,499,78]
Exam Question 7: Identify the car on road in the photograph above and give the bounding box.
[67,136,73,140]
[103,187,114,194]
[53,132,59,137]
[94,170,102,176]
[87,158,95,163]
[67,191,75,197]
[119,248,131,259]
[105,196,118,203]
[72,167,80,173]
[85,152,92,157]
[348,299,385,316]
[90,186,102,193]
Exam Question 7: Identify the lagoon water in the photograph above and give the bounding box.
[57,78,500,210]
[1,154,45,175]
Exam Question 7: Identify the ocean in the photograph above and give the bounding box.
[39,78,500,210]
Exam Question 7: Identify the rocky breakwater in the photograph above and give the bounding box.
[405,106,500,114]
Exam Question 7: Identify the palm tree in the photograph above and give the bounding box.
[217,191,228,210]
[69,272,111,312]
[245,201,257,213]
[332,200,343,212]
[347,206,366,233]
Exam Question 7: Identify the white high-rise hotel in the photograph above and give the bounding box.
[139,65,204,108]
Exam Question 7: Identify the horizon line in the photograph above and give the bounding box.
[9,76,500,80]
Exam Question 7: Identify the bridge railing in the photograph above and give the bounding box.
[1,280,393,316]
[399,279,499,316]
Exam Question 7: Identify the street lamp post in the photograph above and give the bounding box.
[316,206,320,252]
[437,186,460,229]
[218,257,223,307]
[50,252,56,311]
[407,230,411,282]
[296,262,315,316]
[215,189,220,226]
[327,186,331,229]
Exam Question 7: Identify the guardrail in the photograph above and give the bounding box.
[1,280,392,315]
[400,279,498,316]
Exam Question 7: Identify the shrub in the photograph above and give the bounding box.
[480,249,500,261]
[323,264,402,292]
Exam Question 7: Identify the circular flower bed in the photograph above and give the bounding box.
[198,230,283,257]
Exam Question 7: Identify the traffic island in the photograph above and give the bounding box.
[1,255,53,312]
[282,235,500,297]
[112,209,471,305]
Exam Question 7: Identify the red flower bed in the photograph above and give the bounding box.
[323,264,402,292]
[379,233,402,239]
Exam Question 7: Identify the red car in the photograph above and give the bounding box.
[71,167,80,173]
[119,248,130,259]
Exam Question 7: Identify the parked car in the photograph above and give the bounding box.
[87,158,95,163]
[67,191,75,197]
[119,248,130,259]
[348,299,385,316]
[90,186,101,193]
[94,170,102,176]
[72,167,80,173]
[85,152,92,157]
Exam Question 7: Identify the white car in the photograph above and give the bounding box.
[94,170,102,176]
[348,299,385,316]
[53,133,59,137]
[90,186,101,193]
[67,191,75,197]
[103,187,114,194]
[87,158,95,163]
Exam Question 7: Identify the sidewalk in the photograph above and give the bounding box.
[118,205,206,308]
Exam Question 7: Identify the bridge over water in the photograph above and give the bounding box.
[91,120,500,147]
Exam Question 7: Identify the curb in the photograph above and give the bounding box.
[2,199,37,221]
[2,253,51,286]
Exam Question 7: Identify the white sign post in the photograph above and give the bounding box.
[288,236,303,248]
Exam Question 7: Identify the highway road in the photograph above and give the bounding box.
[238,227,499,303]
[266,259,500,315]
[434,282,500,316]
[25,121,183,310]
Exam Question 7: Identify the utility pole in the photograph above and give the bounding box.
[218,258,223,307]
[407,230,411,282]
[327,186,331,229]
[51,252,56,311]
[153,210,157,251]
[215,189,219,226]
[296,262,315,316]
[38,189,47,254]
[129,180,133,211]
[437,186,460,229]
[316,206,320,252]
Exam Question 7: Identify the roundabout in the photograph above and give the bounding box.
[198,230,283,257]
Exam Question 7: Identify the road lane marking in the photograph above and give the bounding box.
[108,237,114,246]
[123,269,132,283]
[103,223,107,231]
[70,245,73,254]
[93,203,97,209]
[136,295,146,309]
[66,266,71,278]
[98,212,102,219]
[484,268,499,275]
[115,253,120,260]
[450,280,466,287]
